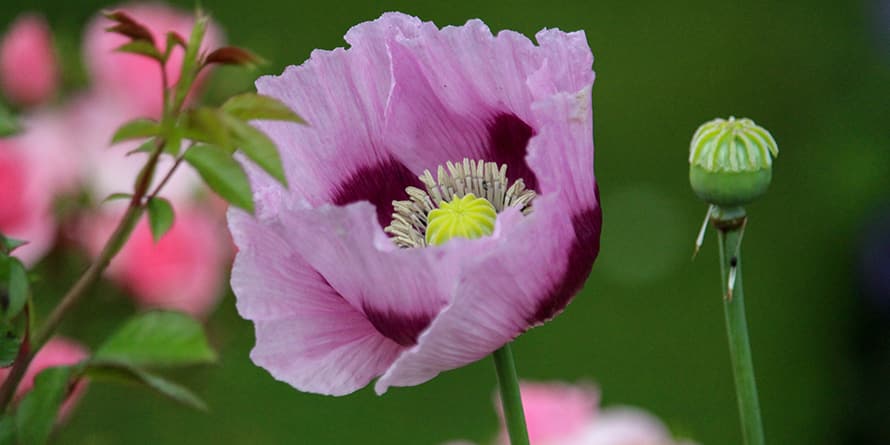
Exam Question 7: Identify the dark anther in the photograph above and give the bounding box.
[730,257,738,267]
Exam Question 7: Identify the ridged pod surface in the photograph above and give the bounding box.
[426,193,497,246]
[689,117,778,206]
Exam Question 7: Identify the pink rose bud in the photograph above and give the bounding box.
[0,14,58,106]
[0,338,89,420]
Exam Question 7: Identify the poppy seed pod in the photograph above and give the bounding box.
[688,117,778,207]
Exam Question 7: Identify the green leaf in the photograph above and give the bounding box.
[0,332,21,367]
[221,114,287,186]
[0,104,21,137]
[115,40,163,62]
[163,31,187,61]
[102,193,132,203]
[146,197,175,242]
[111,118,160,144]
[0,414,17,445]
[185,108,232,152]
[183,145,254,212]
[15,366,72,445]
[94,311,216,368]
[2,257,28,322]
[0,235,27,254]
[85,364,207,411]
[125,140,157,156]
[163,126,183,156]
[221,93,305,124]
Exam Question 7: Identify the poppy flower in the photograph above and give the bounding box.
[229,12,601,395]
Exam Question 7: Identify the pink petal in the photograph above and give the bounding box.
[0,13,58,106]
[381,19,594,192]
[229,198,404,395]
[276,199,453,347]
[252,14,424,226]
[505,382,600,445]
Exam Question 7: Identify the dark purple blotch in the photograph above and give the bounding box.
[332,157,423,228]
[486,113,538,190]
[362,304,434,347]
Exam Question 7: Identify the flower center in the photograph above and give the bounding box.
[385,158,536,248]
[426,194,497,246]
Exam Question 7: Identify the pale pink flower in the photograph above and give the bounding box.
[81,205,227,317]
[0,337,88,420]
[82,3,223,118]
[0,14,58,106]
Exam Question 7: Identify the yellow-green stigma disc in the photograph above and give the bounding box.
[425,193,497,246]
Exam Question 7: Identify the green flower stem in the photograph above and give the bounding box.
[716,213,765,445]
[492,344,530,445]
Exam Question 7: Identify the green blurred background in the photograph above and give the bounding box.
[3,0,890,443]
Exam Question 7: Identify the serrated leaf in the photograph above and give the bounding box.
[146,197,174,242]
[94,311,216,368]
[110,118,160,144]
[15,366,72,445]
[184,145,253,212]
[115,40,162,62]
[203,46,264,67]
[85,364,207,411]
[1,257,28,322]
[221,114,287,186]
[185,108,232,151]
[221,93,305,124]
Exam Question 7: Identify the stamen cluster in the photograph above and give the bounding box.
[386,158,536,248]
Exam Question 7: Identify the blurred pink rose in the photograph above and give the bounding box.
[0,109,88,265]
[0,337,88,420]
[82,205,228,317]
[490,382,696,445]
[0,13,58,106]
[497,382,599,445]
[83,3,223,118]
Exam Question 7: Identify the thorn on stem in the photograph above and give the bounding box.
[693,205,714,260]
[726,256,738,301]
